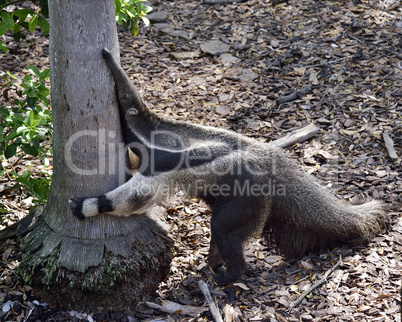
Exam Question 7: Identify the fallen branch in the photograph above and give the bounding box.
[145,300,208,318]
[198,280,223,322]
[276,83,313,105]
[289,255,343,310]
[270,123,320,148]
[383,131,398,160]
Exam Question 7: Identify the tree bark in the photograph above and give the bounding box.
[17,0,172,311]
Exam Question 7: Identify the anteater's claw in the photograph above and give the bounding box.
[69,197,86,221]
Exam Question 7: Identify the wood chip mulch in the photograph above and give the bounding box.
[0,0,401,320]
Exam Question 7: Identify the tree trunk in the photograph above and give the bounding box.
[17,0,172,310]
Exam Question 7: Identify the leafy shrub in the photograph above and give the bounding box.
[0,0,152,53]
[115,0,152,36]
[0,0,49,53]
[0,66,52,212]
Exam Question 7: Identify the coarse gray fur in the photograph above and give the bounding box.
[69,48,386,284]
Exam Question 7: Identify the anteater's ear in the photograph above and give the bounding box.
[127,108,139,116]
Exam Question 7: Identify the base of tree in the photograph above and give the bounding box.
[17,206,173,311]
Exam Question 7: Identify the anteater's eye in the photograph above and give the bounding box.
[122,94,129,100]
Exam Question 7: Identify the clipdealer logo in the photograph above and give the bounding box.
[63,129,281,177]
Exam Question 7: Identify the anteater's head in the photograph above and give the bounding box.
[102,48,147,120]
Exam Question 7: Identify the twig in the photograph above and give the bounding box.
[270,0,288,4]
[383,48,402,60]
[305,54,356,68]
[203,0,247,3]
[289,255,342,310]
[383,131,399,160]
[270,123,320,148]
[256,284,277,296]
[4,0,26,8]
[11,154,25,168]
[276,83,313,105]
[145,300,208,317]
[198,280,223,322]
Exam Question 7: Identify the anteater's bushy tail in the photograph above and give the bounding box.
[263,165,387,259]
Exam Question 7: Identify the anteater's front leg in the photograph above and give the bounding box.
[209,197,264,284]
[69,173,167,220]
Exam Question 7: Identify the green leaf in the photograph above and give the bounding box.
[10,112,24,123]
[27,65,41,78]
[13,28,21,42]
[122,18,130,30]
[141,16,150,27]
[38,15,49,35]
[34,127,48,137]
[29,110,35,127]
[26,97,37,108]
[40,68,50,80]
[130,19,139,36]
[12,23,20,33]
[37,94,49,107]
[125,7,135,19]
[0,40,7,53]
[38,0,49,17]
[27,129,36,141]
[40,155,50,167]
[4,143,17,159]
[0,106,8,117]
[13,9,35,22]
[35,181,50,201]
[15,170,50,202]
[16,125,29,134]
[0,21,9,37]
[23,171,32,180]
[115,0,122,13]
[28,14,38,32]
[19,21,28,30]
[6,129,20,142]
[21,142,39,156]
[143,5,152,14]
[23,75,33,83]
[0,11,14,29]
